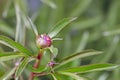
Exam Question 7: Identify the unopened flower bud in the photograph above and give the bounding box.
[47,61,56,67]
[36,34,52,48]
[15,61,20,66]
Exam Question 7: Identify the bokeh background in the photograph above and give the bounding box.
[0,0,120,80]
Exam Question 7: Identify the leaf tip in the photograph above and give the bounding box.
[97,51,103,54]
[70,17,77,22]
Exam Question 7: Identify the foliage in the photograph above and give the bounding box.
[0,0,120,80]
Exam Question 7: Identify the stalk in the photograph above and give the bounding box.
[28,51,43,80]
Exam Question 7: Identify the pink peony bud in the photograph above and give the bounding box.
[36,34,52,48]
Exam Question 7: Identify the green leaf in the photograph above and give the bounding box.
[51,73,63,80]
[15,57,29,77]
[28,64,47,73]
[75,31,89,53]
[52,38,63,41]
[0,67,16,80]
[53,50,102,69]
[48,45,58,57]
[51,73,59,80]
[58,71,85,80]
[62,64,120,74]
[0,52,25,61]
[48,17,77,38]
[27,16,38,36]
[0,35,32,56]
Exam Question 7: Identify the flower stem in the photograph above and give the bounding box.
[28,51,43,80]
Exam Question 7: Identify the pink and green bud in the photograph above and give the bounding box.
[36,34,52,48]
[47,61,56,67]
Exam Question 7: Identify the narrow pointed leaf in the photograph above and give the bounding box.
[54,50,102,69]
[28,65,47,73]
[15,57,29,77]
[48,46,58,57]
[62,64,120,74]
[58,71,85,80]
[0,52,25,61]
[27,17,38,36]
[0,35,32,56]
[52,38,63,41]
[51,73,63,80]
[51,73,59,80]
[48,17,77,38]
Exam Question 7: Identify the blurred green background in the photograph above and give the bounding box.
[0,0,120,80]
